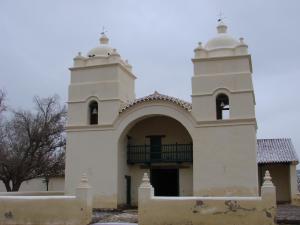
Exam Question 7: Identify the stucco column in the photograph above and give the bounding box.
[290,164,299,204]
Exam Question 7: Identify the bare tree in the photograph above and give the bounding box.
[0,89,7,176]
[0,95,66,191]
[0,90,6,115]
[42,150,65,191]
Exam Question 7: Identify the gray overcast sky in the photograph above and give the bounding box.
[1,0,300,166]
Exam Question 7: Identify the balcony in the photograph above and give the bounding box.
[127,143,193,164]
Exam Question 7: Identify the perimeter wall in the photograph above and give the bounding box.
[138,171,277,225]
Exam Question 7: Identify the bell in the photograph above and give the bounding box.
[220,101,225,108]
[92,108,98,115]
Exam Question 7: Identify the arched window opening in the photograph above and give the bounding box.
[216,94,230,120]
[89,101,98,125]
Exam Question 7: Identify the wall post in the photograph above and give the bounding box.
[138,173,154,225]
[261,170,276,201]
[289,164,300,204]
[261,170,276,224]
[75,173,93,224]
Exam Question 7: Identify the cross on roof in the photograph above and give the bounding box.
[217,12,226,22]
[101,26,107,35]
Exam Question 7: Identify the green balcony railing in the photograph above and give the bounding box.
[127,143,193,164]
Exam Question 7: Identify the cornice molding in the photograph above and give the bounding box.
[195,118,257,128]
[69,62,136,79]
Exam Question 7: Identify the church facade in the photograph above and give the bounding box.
[65,22,299,208]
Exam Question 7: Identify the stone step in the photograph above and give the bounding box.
[276,205,300,224]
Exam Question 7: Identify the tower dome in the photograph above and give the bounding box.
[87,33,113,57]
[194,21,248,58]
[205,21,240,50]
[73,32,134,68]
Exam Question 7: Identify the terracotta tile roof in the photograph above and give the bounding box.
[119,91,192,113]
[257,138,299,164]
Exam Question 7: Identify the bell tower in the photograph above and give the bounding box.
[65,34,136,206]
[192,21,255,121]
[67,33,136,127]
[191,22,259,196]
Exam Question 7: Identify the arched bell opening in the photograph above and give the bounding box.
[216,93,230,120]
[88,100,98,125]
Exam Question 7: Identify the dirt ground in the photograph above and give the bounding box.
[91,209,138,224]
[91,204,300,224]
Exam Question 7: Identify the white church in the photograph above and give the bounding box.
[64,21,299,208]
[1,21,297,209]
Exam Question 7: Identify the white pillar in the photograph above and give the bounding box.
[76,173,92,224]
[138,173,154,204]
[261,170,276,206]
[138,173,154,225]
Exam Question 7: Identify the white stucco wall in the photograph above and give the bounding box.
[179,167,193,196]
[65,129,119,208]
[0,177,64,192]
[193,124,258,196]
[129,165,149,206]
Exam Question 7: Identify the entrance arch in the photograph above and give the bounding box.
[116,103,195,138]
[115,102,195,207]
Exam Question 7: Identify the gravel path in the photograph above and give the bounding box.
[92,204,300,225]
[93,223,137,225]
[91,209,138,224]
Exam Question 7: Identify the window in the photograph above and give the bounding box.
[89,101,98,125]
[216,94,229,120]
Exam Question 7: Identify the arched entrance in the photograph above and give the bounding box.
[117,109,194,207]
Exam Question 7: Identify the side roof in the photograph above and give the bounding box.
[257,138,299,164]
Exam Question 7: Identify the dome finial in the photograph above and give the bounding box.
[217,12,227,34]
[100,26,109,44]
[217,21,227,34]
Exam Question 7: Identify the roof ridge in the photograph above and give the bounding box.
[119,91,192,113]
